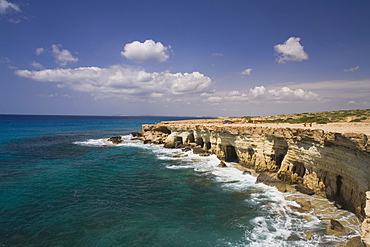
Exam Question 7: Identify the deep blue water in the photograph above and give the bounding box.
[0,115,360,246]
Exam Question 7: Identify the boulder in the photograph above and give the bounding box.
[345,236,365,247]
[256,172,287,192]
[131,132,142,137]
[164,141,175,148]
[326,219,346,236]
[304,232,313,240]
[243,170,252,175]
[182,146,192,152]
[295,185,315,195]
[108,136,122,144]
[218,161,227,167]
[330,219,345,231]
[192,147,208,155]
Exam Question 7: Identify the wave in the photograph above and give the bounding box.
[149,145,361,246]
[73,135,151,149]
[73,135,361,246]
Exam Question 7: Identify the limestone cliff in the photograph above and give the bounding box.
[141,122,370,222]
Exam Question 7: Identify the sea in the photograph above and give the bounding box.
[0,115,361,247]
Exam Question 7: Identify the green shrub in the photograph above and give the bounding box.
[350,119,362,122]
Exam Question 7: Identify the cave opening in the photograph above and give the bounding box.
[205,142,211,150]
[196,137,204,148]
[174,136,183,144]
[336,175,343,197]
[292,162,306,177]
[271,137,288,169]
[187,133,195,143]
[224,145,238,162]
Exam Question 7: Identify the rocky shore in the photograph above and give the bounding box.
[131,119,370,246]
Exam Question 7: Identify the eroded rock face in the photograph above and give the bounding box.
[361,192,370,246]
[140,122,370,220]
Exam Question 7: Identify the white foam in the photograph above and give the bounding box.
[155,148,361,246]
[73,135,153,149]
[73,135,361,246]
[73,138,113,147]
[166,165,194,169]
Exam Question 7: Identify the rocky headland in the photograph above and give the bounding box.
[134,118,370,246]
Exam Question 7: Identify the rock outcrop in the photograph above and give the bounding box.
[108,136,122,144]
[140,121,370,244]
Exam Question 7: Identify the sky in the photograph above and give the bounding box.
[1,0,370,117]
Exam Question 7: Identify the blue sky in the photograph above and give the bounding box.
[1,0,370,116]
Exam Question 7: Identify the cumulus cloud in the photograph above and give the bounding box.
[30,61,44,70]
[121,40,170,63]
[241,68,252,75]
[202,85,320,105]
[343,65,360,72]
[276,79,370,104]
[267,87,320,101]
[51,44,78,67]
[0,0,20,14]
[274,37,309,64]
[204,96,223,103]
[250,86,266,97]
[15,65,212,100]
[35,47,44,56]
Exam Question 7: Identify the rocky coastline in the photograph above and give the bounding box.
[128,119,370,246]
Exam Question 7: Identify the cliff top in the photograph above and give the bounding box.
[152,109,370,136]
[156,119,370,136]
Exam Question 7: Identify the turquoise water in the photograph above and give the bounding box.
[0,115,360,246]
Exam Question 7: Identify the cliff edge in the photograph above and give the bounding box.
[139,119,370,245]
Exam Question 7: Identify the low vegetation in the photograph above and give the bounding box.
[240,109,370,124]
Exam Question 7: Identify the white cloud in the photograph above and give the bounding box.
[274,79,370,102]
[51,44,78,67]
[30,61,44,70]
[347,100,370,107]
[0,56,11,63]
[35,48,44,56]
[250,86,266,97]
[343,65,360,72]
[267,87,320,101]
[121,40,170,63]
[15,65,212,100]
[274,37,309,64]
[0,0,20,14]
[241,68,252,75]
[211,53,224,57]
[228,90,241,96]
[204,96,223,103]
[203,85,320,105]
